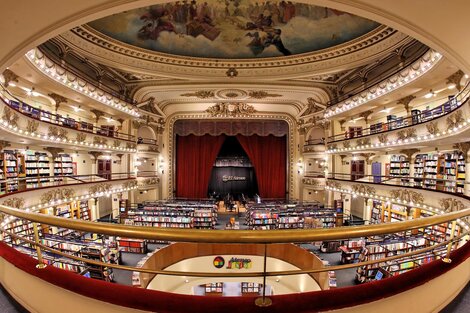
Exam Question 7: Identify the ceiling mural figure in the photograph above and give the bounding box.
[87,0,379,59]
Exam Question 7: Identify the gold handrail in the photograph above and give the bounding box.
[0,205,468,243]
[1,226,465,278]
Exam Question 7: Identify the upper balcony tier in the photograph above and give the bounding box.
[325,82,470,154]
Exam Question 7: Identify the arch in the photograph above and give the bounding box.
[306,126,324,141]
[137,125,156,141]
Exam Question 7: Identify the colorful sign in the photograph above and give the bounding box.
[213,256,225,269]
[226,257,252,269]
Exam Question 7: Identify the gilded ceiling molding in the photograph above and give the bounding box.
[389,189,424,204]
[60,25,405,79]
[167,113,296,199]
[248,91,282,99]
[181,91,215,99]
[205,103,256,117]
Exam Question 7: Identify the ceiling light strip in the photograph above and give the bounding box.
[325,50,442,119]
[25,49,140,117]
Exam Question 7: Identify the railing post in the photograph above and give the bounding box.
[255,243,272,307]
[442,221,457,263]
[33,222,47,269]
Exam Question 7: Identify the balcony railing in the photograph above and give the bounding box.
[0,172,136,195]
[327,82,470,143]
[0,84,136,142]
[322,172,468,196]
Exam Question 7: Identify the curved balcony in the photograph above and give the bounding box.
[326,84,470,153]
[0,86,138,153]
[0,173,136,208]
[324,50,442,119]
[25,49,140,117]
[0,168,467,312]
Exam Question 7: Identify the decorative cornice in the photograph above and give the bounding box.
[426,121,440,135]
[48,126,68,140]
[205,103,256,117]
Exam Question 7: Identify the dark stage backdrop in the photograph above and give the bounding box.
[176,134,286,200]
[208,167,258,197]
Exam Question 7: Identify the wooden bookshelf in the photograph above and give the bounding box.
[117,237,147,253]
[54,153,73,176]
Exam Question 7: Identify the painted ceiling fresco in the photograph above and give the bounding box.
[87,0,380,59]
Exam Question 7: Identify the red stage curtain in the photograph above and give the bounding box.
[236,135,286,199]
[176,134,225,199]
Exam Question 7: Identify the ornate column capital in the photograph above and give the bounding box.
[48,93,68,111]
[44,147,64,159]
[396,95,416,113]
[2,69,19,87]
[446,70,465,91]
[359,110,374,124]
[399,148,420,160]
[90,109,105,123]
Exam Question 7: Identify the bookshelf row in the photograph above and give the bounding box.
[245,202,341,230]
[123,202,218,230]
[0,149,75,193]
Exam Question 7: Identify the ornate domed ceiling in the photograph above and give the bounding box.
[87,0,380,59]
